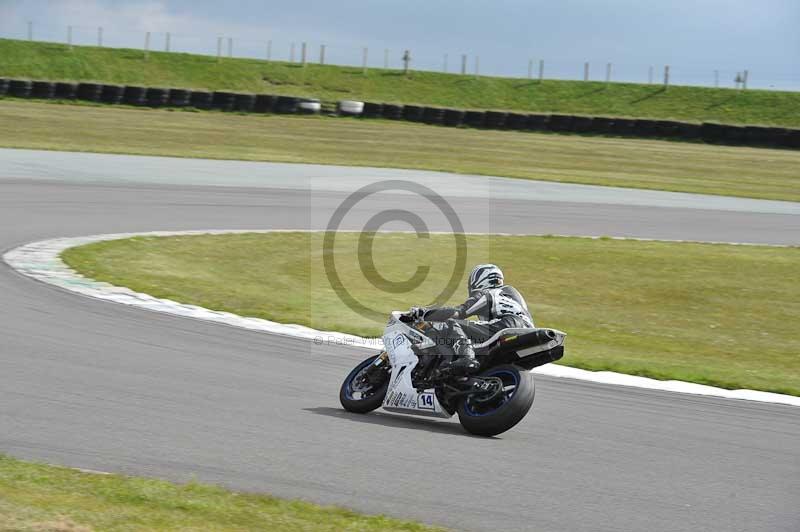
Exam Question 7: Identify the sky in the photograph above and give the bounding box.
[1,0,798,90]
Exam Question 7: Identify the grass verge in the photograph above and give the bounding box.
[2,100,800,201]
[0,454,442,532]
[3,38,800,127]
[61,232,800,395]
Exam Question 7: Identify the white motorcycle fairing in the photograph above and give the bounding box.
[381,312,452,418]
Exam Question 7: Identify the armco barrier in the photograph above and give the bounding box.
[31,81,55,99]
[2,77,796,149]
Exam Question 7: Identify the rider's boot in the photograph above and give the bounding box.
[448,338,480,375]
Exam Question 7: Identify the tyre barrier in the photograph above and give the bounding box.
[362,102,383,118]
[5,76,797,150]
[338,100,364,116]
[253,94,275,113]
[526,114,549,131]
[402,104,424,121]
[146,88,169,108]
[101,84,124,105]
[233,93,256,112]
[505,112,528,130]
[212,91,235,111]
[76,82,102,102]
[442,108,465,127]
[8,79,32,98]
[189,90,213,110]
[31,81,56,99]
[168,89,192,107]
[274,96,300,114]
[485,111,508,129]
[54,82,78,99]
[123,86,147,106]
[298,98,322,114]
[382,103,404,119]
[463,110,486,128]
[548,114,574,132]
[571,116,594,133]
[422,106,445,125]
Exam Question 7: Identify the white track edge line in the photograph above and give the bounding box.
[3,230,798,408]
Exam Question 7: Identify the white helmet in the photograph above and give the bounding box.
[468,264,504,293]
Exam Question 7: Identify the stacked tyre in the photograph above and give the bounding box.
[0,78,9,97]
[123,86,147,106]
[101,84,124,104]
[212,91,235,111]
[571,116,594,133]
[485,111,507,129]
[338,100,364,116]
[505,112,528,130]
[146,88,169,107]
[443,108,465,127]
[526,114,549,131]
[548,114,574,132]
[233,93,256,112]
[190,90,213,110]
[422,107,445,125]
[402,104,424,121]
[362,102,383,118]
[8,79,32,98]
[463,111,485,128]
[274,96,300,114]
[253,94,275,113]
[31,81,56,99]
[382,103,404,120]
[76,83,102,102]
[169,89,192,107]
[610,118,636,137]
[591,117,615,134]
[298,98,322,114]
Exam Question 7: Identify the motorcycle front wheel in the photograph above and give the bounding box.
[456,364,535,437]
[339,354,390,414]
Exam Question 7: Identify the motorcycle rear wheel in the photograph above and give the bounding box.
[456,364,535,437]
[339,354,389,414]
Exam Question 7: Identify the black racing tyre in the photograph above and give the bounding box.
[253,94,275,113]
[101,84,124,104]
[721,125,746,144]
[442,108,465,127]
[8,79,32,98]
[456,364,535,437]
[190,90,213,110]
[633,119,658,137]
[548,114,574,132]
[339,355,389,414]
[123,86,147,106]
[168,88,192,107]
[610,117,636,137]
[700,122,726,143]
[571,116,594,133]
[744,125,770,146]
[591,117,614,134]
[677,122,701,140]
[784,128,800,149]
[362,102,383,118]
[76,82,102,101]
[382,103,404,119]
[31,81,56,99]
[0,78,9,97]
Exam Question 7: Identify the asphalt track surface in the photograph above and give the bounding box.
[1,149,799,531]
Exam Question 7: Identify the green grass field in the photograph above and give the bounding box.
[3,99,800,201]
[61,232,800,395]
[0,454,441,531]
[3,39,800,127]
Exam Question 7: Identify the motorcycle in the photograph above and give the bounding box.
[339,310,566,436]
